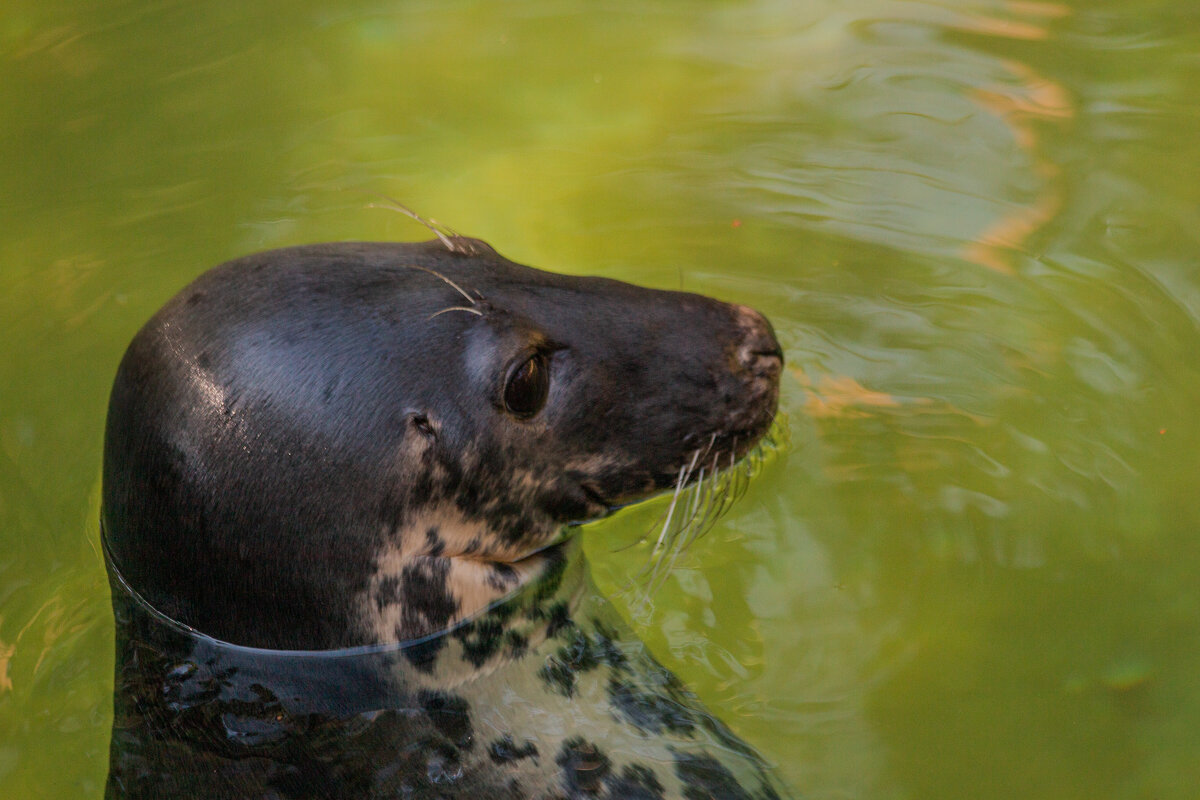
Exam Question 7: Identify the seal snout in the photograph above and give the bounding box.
[730,302,783,399]
[731,303,784,378]
[718,303,783,454]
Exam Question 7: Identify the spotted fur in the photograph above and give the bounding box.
[106,538,790,798]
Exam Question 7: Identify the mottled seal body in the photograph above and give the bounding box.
[102,237,786,798]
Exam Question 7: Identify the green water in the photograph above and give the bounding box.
[2,0,1199,796]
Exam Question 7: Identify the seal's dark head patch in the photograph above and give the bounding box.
[102,238,781,648]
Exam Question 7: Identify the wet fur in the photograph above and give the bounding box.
[101,237,786,798]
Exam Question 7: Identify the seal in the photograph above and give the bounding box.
[101,234,787,799]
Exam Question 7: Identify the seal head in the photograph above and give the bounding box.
[102,238,781,649]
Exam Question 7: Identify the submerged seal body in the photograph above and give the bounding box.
[102,236,786,799]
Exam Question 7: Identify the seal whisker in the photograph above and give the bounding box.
[639,451,714,594]
[691,453,726,540]
[628,448,707,612]
[648,469,711,598]
[646,545,680,599]
[428,305,484,319]
[366,195,471,255]
[646,464,710,596]
[730,453,749,504]
[677,466,705,539]
[642,472,698,597]
[634,423,788,599]
[361,195,491,302]
[663,463,719,579]
[650,458,694,557]
[717,449,739,514]
[404,264,481,307]
[637,448,702,563]
[718,447,740,516]
[690,451,724,535]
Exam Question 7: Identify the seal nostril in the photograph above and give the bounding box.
[751,347,784,362]
[730,304,784,372]
[751,351,783,372]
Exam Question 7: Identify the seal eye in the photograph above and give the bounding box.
[504,353,550,418]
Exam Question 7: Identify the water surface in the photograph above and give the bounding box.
[2,0,1199,797]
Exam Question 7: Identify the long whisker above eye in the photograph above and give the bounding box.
[366,195,468,253]
[428,305,484,319]
[364,193,493,261]
[361,194,493,305]
[405,266,480,307]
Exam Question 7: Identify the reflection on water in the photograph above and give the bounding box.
[3,0,1200,798]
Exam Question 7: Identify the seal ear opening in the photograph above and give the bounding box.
[408,411,437,439]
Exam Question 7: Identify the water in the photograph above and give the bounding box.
[2,0,1199,796]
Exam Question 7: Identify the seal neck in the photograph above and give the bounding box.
[104,527,587,660]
